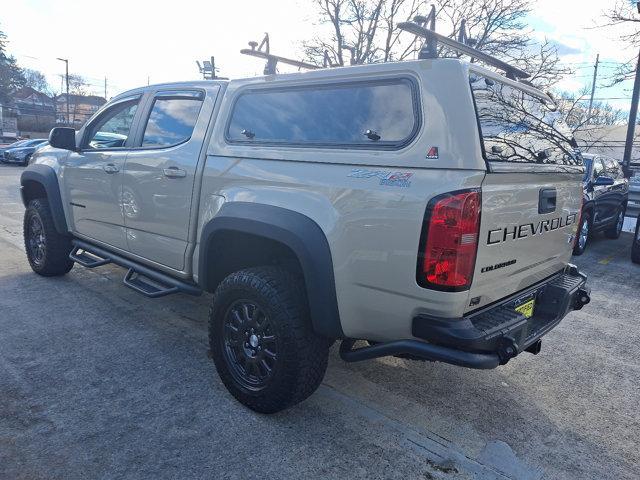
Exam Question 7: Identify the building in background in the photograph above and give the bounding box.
[576,125,640,163]
[14,87,56,133]
[0,104,19,141]
[56,94,106,126]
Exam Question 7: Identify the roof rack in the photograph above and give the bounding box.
[240,33,328,75]
[397,6,530,80]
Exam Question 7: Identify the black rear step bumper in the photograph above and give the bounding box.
[340,264,589,369]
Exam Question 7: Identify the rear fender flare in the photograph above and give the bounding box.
[198,202,343,338]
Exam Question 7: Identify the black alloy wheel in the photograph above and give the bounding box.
[222,299,278,391]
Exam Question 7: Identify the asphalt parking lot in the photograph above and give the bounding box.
[0,162,638,480]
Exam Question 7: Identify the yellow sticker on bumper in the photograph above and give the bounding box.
[515,299,535,319]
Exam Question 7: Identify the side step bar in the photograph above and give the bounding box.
[69,240,202,298]
[69,248,111,268]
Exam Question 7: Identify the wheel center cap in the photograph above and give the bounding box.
[249,334,259,348]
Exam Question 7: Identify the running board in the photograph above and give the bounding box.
[69,239,202,298]
[69,247,111,268]
[123,269,180,298]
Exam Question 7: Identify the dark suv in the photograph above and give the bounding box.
[573,153,629,255]
[633,214,640,264]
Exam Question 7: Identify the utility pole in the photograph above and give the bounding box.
[622,48,640,179]
[56,58,69,125]
[104,77,107,100]
[587,53,599,122]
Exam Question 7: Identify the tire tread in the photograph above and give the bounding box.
[209,266,329,413]
[23,198,74,276]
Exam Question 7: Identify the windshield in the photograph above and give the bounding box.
[470,75,581,166]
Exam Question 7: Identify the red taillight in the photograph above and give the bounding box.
[573,197,584,248]
[417,190,481,291]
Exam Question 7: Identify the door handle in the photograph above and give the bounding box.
[163,166,187,178]
[103,163,119,174]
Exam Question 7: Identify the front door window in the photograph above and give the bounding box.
[84,99,139,149]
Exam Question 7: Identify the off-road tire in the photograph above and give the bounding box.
[23,198,74,276]
[604,207,625,239]
[572,212,591,256]
[209,266,329,413]
[632,215,640,264]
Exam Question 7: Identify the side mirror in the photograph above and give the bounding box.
[593,176,614,187]
[49,127,76,151]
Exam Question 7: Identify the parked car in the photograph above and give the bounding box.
[20,46,590,413]
[572,153,629,255]
[632,214,640,264]
[3,139,48,166]
[0,139,30,161]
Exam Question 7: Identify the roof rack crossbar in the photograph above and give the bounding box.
[240,33,321,75]
[397,19,530,80]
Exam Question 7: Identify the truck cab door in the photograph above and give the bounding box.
[62,96,143,250]
[122,88,217,271]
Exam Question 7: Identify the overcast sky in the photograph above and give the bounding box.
[2,0,637,110]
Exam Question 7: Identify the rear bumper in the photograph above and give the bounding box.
[340,264,589,369]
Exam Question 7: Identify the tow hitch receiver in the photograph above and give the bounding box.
[525,339,542,355]
[573,287,591,310]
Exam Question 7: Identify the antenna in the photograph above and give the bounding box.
[398,17,530,80]
[240,33,321,74]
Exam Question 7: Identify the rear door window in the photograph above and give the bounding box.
[226,79,420,149]
[141,91,203,148]
[470,75,579,165]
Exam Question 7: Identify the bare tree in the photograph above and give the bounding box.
[600,1,640,84]
[557,90,626,130]
[302,0,568,88]
[23,69,53,95]
[68,74,89,96]
[602,1,640,48]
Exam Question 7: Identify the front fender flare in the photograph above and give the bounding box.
[199,202,343,338]
[20,164,68,234]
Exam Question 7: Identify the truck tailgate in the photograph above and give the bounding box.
[467,171,583,312]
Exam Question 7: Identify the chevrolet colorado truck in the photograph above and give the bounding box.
[20,56,590,413]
